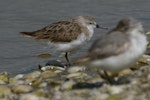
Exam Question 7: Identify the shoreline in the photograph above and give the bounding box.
[0,55,150,100]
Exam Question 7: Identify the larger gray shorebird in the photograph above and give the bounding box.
[76,17,147,84]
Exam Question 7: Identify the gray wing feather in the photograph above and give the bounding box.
[89,32,130,60]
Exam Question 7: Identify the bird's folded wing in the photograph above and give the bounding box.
[88,32,130,60]
[27,21,83,43]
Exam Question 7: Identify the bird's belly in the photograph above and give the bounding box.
[48,33,88,52]
[89,37,147,72]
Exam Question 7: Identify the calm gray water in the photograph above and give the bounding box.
[0,0,150,76]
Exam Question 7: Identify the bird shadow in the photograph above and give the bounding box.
[72,82,104,89]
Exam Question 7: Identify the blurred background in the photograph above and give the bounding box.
[0,0,150,76]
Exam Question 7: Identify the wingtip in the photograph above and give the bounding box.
[19,32,35,38]
[20,32,29,35]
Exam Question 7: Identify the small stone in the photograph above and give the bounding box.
[107,95,120,100]
[118,69,133,77]
[31,78,42,87]
[11,85,33,94]
[67,66,86,73]
[14,74,24,80]
[92,93,109,100]
[138,55,150,65]
[10,80,25,85]
[47,80,62,87]
[109,86,124,94]
[39,82,48,88]
[20,94,39,100]
[33,89,52,97]
[0,72,9,84]
[23,71,41,79]
[20,93,50,100]
[40,66,51,71]
[61,80,75,90]
[33,89,47,97]
[41,71,57,79]
[9,78,16,83]
[0,85,11,98]
[66,72,88,79]
[54,70,64,74]
[148,73,150,79]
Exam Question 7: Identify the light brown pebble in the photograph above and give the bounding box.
[11,85,33,94]
[14,74,24,80]
[0,85,11,98]
[0,80,6,85]
[30,78,42,87]
[10,80,25,85]
[66,72,88,79]
[61,80,75,90]
[109,86,124,94]
[118,69,133,77]
[41,71,57,79]
[138,55,150,65]
[39,82,48,88]
[54,70,64,74]
[20,94,49,100]
[91,93,109,100]
[20,94,39,100]
[0,72,9,84]
[148,73,150,79]
[107,95,121,100]
[23,71,41,79]
[67,66,86,73]
[33,89,48,97]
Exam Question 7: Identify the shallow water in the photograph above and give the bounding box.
[0,0,150,76]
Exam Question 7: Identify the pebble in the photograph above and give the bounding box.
[109,86,124,94]
[20,94,39,100]
[67,66,86,73]
[20,94,49,100]
[11,85,33,94]
[66,72,88,79]
[0,85,11,98]
[0,57,149,100]
[23,71,41,79]
[61,80,75,90]
[41,71,57,79]
[0,72,9,84]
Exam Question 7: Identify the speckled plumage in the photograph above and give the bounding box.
[20,16,96,43]
[20,16,99,64]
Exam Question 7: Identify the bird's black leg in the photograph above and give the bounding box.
[103,70,118,85]
[65,52,71,66]
[98,70,118,85]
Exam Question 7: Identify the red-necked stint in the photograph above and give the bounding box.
[20,16,106,65]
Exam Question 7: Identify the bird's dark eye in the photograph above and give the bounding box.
[89,22,93,24]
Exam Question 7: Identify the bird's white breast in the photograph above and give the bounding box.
[87,25,94,40]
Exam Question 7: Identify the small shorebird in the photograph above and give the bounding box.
[76,17,147,84]
[20,16,106,65]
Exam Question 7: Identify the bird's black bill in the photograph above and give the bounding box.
[96,24,108,30]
